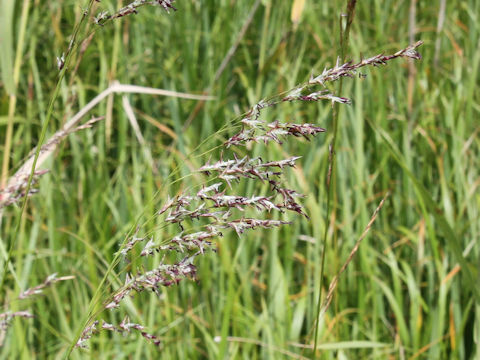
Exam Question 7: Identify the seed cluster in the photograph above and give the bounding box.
[0,274,74,345]
[94,0,176,26]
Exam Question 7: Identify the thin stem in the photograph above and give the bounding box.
[312,1,357,358]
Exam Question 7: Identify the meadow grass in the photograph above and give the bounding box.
[0,0,479,359]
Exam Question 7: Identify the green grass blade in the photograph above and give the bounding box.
[369,119,480,303]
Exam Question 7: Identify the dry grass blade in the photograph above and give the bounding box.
[122,95,159,176]
[320,192,390,316]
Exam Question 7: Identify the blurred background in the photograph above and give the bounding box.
[0,0,479,358]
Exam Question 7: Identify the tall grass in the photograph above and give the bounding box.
[0,0,479,359]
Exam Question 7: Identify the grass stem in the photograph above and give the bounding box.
[312,1,357,357]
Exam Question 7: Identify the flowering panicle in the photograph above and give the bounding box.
[208,194,279,212]
[268,183,308,218]
[0,274,73,346]
[106,317,162,346]
[0,311,34,335]
[18,273,75,300]
[199,155,300,187]
[108,149,310,313]
[226,218,291,236]
[158,194,229,228]
[94,0,176,26]
[119,231,146,256]
[86,40,423,350]
[76,317,161,349]
[0,170,48,209]
[105,255,198,310]
[76,321,99,349]
[226,120,326,147]
[282,89,351,105]
[309,40,423,86]
[144,226,222,255]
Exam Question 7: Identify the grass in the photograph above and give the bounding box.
[0,0,479,359]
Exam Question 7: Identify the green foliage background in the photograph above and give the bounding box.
[0,0,479,358]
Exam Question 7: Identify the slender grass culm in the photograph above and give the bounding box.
[3,1,478,359]
[313,2,358,357]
